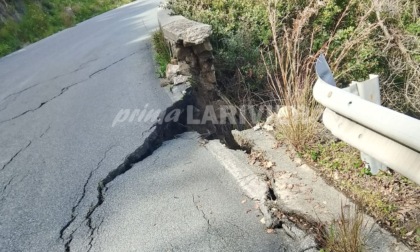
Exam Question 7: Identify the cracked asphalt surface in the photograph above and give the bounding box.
[0,1,171,251]
[81,132,299,252]
[0,1,300,251]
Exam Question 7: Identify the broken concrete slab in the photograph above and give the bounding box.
[163,82,191,103]
[206,140,318,252]
[158,9,212,45]
[232,129,412,252]
[206,141,267,201]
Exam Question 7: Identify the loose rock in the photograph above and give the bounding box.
[166,64,180,81]
[173,75,190,86]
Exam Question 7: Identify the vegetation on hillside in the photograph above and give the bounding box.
[152,29,171,78]
[0,0,132,57]
[169,0,419,117]
[168,0,420,249]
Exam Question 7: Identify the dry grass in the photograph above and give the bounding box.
[262,0,323,151]
[261,0,380,151]
[321,204,371,252]
[300,137,420,250]
[373,0,420,116]
[169,0,420,248]
[262,1,420,248]
[263,0,419,144]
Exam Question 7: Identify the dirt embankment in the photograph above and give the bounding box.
[0,0,26,24]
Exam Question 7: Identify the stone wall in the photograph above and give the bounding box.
[157,9,217,94]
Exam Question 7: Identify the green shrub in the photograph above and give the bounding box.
[169,0,272,98]
[151,30,170,78]
[18,2,50,42]
[169,0,419,117]
[0,0,133,57]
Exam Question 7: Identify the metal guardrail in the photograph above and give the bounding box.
[313,55,420,185]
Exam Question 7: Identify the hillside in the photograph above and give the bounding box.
[0,0,132,57]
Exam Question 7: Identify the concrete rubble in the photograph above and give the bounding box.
[230,129,412,252]
[206,140,319,252]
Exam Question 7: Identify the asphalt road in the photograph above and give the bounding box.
[0,1,298,251]
[73,132,301,252]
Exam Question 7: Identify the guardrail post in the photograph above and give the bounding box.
[314,55,420,185]
[347,75,387,174]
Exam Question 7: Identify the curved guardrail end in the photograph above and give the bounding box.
[315,54,336,87]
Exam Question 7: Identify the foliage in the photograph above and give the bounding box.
[0,0,133,57]
[169,0,273,96]
[300,137,420,249]
[169,0,419,248]
[169,0,420,117]
[151,30,170,78]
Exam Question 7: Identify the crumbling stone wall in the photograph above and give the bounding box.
[157,9,217,96]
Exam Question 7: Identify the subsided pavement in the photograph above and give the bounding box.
[0,1,312,251]
[78,132,314,251]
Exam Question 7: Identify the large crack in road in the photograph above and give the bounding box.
[0,57,99,113]
[0,125,51,203]
[88,52,136,78]
[0,81,86,125]
[0,52,137,125]
[0,141,32,172]
[57,87,207,251]
[60,146,116,252]
[58,81,243,251]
